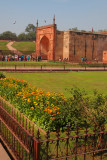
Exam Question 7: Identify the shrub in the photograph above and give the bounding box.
[0,73,6,79]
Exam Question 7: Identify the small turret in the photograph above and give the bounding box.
[53,15,55,24]
[36,19,38,27]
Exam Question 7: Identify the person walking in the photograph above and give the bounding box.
[81,57,83,63]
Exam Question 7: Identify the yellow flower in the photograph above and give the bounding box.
[30,107,34,110]
[46,92,51,96]
[27,98,31,103]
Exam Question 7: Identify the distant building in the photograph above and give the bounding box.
[36,17,107,63]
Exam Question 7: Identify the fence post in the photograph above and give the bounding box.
[0,119,1,134]
[100,126,105,160]
[104,65,105,71]
[64,65,65,70]
[15,65,16,71]
[36,140,40,160]
[34,130,40,160]
[33,139,40,160]
[93,125,97,160]
[75,126,79,160]
[41,65,42,71]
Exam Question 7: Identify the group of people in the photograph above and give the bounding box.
[1,55,35,61]
[81,57,87,63]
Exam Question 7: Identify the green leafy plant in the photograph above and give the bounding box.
[0,73,6,79]
[0,78,106,132]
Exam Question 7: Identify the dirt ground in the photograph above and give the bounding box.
[0,143,11,160]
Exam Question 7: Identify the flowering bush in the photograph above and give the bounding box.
[0,78,106,131]
[0,73,5,79]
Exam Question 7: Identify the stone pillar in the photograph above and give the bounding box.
[63,31,70,61]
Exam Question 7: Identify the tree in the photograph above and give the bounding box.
[98,29,107,32]
[81,30,86,32]
[25,24,36,33]
[25,24,36,41]
[26,32,36,41]
[17,33,27,41]
[72,27,79,31]
[0,31,17,40]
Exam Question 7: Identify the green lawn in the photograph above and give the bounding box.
[0,61,69,66]
[4,71,107,97]
[12,41,36,54]
[0,61,107,68]
[0,41,9,50]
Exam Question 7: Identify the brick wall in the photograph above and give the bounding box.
[55,30,107,62]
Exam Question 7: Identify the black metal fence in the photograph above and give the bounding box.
[0,97,107,160]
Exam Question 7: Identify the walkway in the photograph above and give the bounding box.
[0,143,11,160]
[6,41,22,56]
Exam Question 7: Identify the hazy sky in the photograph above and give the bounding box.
[0,0,107,35]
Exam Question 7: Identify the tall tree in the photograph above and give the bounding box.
[0,31,17,40]
[17,33,27,41]
[25,24,36,40]
[25,24,36,33]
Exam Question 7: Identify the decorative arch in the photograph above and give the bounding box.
[36,24,56,61]
[40,36,49,60]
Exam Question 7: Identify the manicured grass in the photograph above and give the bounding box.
[4,71,107,97]
[0,61,74,67]
[0,61,107,68]
[0,61,67,66]
[0,41,9,50]
[12,41,36,54]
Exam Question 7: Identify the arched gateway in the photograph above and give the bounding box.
[36,17,56,61]
[36,17,107,63]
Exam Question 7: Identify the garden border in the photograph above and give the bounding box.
[0,96,107,160]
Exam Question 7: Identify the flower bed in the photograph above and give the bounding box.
[0,78,106,131]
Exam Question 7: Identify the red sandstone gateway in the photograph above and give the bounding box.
[36,16,56,61]
[36,17,107,63]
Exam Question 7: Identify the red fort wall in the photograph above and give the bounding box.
[36,23,107,63]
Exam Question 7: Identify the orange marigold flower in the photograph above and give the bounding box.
[44,108,48,111]
[48,109,52,113]
[30,107,34,110]
[27,98,31,103]
[51,117,55,120]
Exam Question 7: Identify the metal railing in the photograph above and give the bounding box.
[39,127,107,160]
[0,65,107,71]
[0,97,107,160]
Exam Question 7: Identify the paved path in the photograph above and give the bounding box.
[6,41,22,56]
[0,143,11,160]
